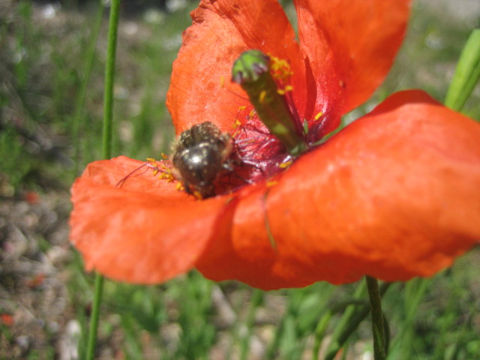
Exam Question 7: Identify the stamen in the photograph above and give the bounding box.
[266,180,278,188]
[278,159,293,169]
[115,156,177,188]
[233,119,242,129]
[193,190,203,200]
[269,55,293,81]
[277,85,293,95]
[147,157,176,182]
[259,90,267,104]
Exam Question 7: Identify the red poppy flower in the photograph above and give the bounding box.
[0,313,14,327]
[70,0,480,290]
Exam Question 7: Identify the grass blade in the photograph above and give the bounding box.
[445,29,480,113]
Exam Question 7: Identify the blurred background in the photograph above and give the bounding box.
[0,0,479,359]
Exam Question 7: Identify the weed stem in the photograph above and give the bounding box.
[86,0,120,359]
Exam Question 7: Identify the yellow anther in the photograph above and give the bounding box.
[269,55,293,80]
[160,153,168,160]
[238,105,246,111]
[146,157,156,163]
[249,109,256,119]
[233,119,242,129]
[175,182,184,191]
[314,111,323,121]
[278,160,293,169]
[277,85,292,95]
[266,180,278,188]
[220,75,225,88]
[153,169,159,176]
[259,90,267,104]
[193,190,203,200]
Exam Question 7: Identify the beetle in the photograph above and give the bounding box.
[171,121,234,198]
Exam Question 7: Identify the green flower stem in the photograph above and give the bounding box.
[445,29,480,113]
[232,50,307,156]
[366,276,386,360]
[86,1,120,359]
[102,0,120,160]
[86,273,104,360]
[324,282,391,360]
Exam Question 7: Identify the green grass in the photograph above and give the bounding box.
[1,0,479,359]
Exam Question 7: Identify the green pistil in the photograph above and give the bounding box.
[232,50,307,156]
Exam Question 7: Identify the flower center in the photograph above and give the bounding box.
[232,50,308,156]
[125,52,325,199]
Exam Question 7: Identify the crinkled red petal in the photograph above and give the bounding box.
[197,90,480,289]
[295,0,411,115]
[71,92,480,289]
[70,156,232,284]
[166,0,321,135]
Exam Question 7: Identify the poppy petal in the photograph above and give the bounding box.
[199,90,480,289]
[196,184,280,287]
[295,0,411,114]
[70,156,231,284]
[166,0,310,135]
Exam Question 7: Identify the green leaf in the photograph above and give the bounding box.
[445,29,480,113]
